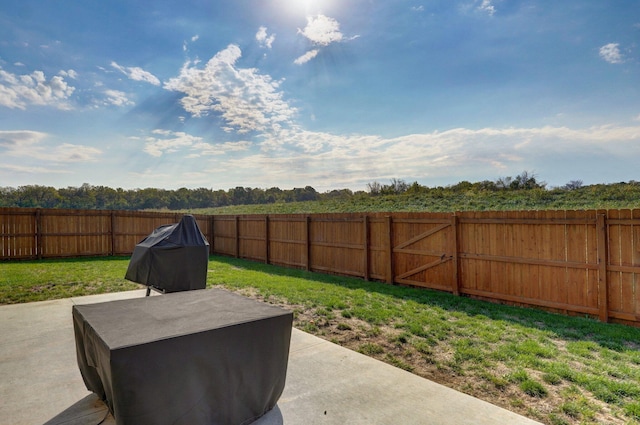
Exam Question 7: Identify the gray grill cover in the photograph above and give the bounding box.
[73,289,293,425]
[125,215,209,293]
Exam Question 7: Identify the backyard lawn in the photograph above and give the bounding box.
[1,255,639,425]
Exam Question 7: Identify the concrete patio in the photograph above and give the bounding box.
[0,290,542,425]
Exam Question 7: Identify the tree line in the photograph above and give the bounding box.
[0,172,636,211]
[0,183,336,210]
[366,171,549,196]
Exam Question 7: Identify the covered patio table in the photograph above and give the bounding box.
[72,288,293,425]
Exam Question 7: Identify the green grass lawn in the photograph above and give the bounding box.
[0,257,139,304]
[1,255,639,425]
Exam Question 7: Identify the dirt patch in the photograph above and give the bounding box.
[29,283,57,293]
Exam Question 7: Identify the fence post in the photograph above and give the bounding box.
[386,216,394,284]
[597,213,609,322]
[451,214,461,296]
[209,215,215,255]
[306,215,311,271]
[235,216,240,258]
[36,208,42,260]
[110,211,116,256]
[264,215,270,264]
[363,216,370,281]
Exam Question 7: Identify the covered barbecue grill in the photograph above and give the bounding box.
[125,214,209,294]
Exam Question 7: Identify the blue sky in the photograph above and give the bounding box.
[1,0,639,192]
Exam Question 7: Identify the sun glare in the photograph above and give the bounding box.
[285,0,335,16]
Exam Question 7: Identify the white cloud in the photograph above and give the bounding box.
[53,143,103,162]
[103,89,134,107]
[216,124,640,190]
[164,44,297,134]
[0,130,48,149]
[140,129,203,157]
[0,68,75,110]
[0,163,73,174]
[256,26,276,49]
[110,61,161,85]
[478,0,496,16]
[294,49,319,65]
[0,130,101,162]
[411,5,425,12]
[184,35,200,52]
[190,140,252,156]
[121,122,640,191]
[58,69,77,79]
[298,15,343,46]
[136,128,252,157]
[294,15,349,64]
[599,43,624,64]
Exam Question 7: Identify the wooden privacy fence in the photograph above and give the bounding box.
[2,207,639,326]
[212,210,640,326]
[0,208,213,259]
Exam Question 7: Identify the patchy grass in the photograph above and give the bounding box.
[208,256,640,425]
[2,255,640,425]
[0,257,139,304]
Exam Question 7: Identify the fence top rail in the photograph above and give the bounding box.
[3,206,640,217]
[0,210,37,216]
[392,218,453,224]
[0,207,209,218]
[459,217,598,225]
[263,217,307,222]
[607,218,640,225]
[311,217,366,223]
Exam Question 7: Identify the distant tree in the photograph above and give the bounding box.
[562,180,583,190]
[211,190,229,207]
[378,178,408,195]
[450,181,473,192]
[406,181,428,195]
[94,186,127,210]
[13,185,61,208]
[495,176,513,190]
[169,187,191,210]
[136,188,170,210]
[510,171,545,190]
[474,180,498,191]
[190,188,215,208]
[292,186,318,202]
[496,171,545,190]
[0,187,14,207]
[58,183,97,209]
[323,189,353,200]
[263,187,282,203]
[390,178,408,194]
[366,181,382,196]
[229,187,250,205]
[248,187,267,204]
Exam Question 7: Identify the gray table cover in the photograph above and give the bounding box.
[73,288,293,425]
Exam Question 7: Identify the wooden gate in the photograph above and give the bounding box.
[390,215,457,293]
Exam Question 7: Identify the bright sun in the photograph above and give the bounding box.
[273,0,338,22]
[287,0,334,15]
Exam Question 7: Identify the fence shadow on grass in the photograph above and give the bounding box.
[210,255,640,352]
